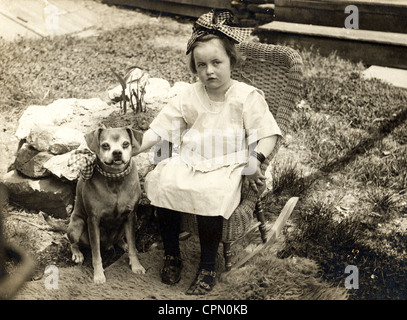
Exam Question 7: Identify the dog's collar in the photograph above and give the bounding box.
[68,148,133,181]
[95,160,133,180]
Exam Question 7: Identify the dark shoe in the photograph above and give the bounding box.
[160,255,182,285]
[185,269,216,295]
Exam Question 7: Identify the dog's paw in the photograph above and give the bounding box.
[131,265,146,274]
[130,259,146,274]
[131,264,146,274]
[72,251,84,264]
[93,271,106,284]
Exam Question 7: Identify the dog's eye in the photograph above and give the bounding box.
[123,141,130,148]
[101,143,110,150]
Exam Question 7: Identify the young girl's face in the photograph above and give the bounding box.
[193,38,232,96]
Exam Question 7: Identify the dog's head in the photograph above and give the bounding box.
[85,127,143,173]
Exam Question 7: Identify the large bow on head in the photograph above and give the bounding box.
[186,9,253,54]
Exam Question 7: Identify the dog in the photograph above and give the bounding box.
[67,127,145,284]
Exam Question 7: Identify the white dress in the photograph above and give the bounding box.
[144,80,282,219]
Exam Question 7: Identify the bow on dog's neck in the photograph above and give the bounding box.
[95,160,133,180]
[68,148,133,181]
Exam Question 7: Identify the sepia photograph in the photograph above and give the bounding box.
[0,0,406,307]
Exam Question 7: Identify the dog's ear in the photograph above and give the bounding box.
[85,128,103,154]
[126,128,143,156]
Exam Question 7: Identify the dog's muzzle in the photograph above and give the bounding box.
[104,150,126,166]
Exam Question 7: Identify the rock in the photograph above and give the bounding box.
[14,144,53,178]
[108,68,150,100]
[26,124,86,155]
[107,84,124,101]
[1,170,74,219]
[134,152,154,178]
[15,100,75,141]
[43,150,80,181]
[108,76,173,111]
[15,98,113,141]
[144,78,171,105]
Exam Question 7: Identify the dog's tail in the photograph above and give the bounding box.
[41,212,69,233]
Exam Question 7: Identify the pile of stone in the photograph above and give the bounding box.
[1,71,189,219]
[2,98,115,218]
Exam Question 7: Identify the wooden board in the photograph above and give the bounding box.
[0,9,42,40]
[260,21,407,46]
[362,66,407,89]
[151,0,232,8]
[102,0,232,18]
[0,0,94,39]
[257,21,407,69]
[231,197,299,270]
[274,0,407,33]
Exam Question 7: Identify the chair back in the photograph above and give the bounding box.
[232,42,303,159]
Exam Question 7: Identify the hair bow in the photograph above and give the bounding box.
[186,9,253,54]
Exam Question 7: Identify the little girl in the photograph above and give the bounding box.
[138,9,282,295]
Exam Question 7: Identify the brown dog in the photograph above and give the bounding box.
[67,127,145,284]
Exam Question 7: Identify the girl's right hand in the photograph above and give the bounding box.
[243,160,266,193]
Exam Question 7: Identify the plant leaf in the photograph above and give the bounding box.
[111,68,127,90]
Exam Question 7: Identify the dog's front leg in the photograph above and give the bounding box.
[125,211,145,274]
[87,216,106,284]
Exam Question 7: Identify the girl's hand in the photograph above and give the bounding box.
[243,160,266,193]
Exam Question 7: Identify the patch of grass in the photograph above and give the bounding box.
[0,24,194,116]
[277,197,407,299]
[352,145,407,191]
[272,47,407,299]
[277,199,361,281]
[270,160,312,197]
[280,199,361,252]
[364,188,402,224]
[303,71,407,132]
[293,109,369,168]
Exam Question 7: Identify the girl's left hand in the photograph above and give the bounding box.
[243,161,266,193]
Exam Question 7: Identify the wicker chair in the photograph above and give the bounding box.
[179,41,303,271]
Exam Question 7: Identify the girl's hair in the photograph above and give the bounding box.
[188,33,241,74]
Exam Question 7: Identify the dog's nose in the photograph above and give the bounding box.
[113,150,122,159]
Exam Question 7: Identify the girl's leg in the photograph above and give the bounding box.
[156,207,182,285]
[197,215,223,271]
[186,215,223,295]
[156,207,181,257]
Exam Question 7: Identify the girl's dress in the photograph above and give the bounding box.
[144,80,282,219]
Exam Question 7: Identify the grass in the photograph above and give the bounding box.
[270,160,312,197]
[1,14,407,299]
[264,48,407,299]
[0,23,195,117]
